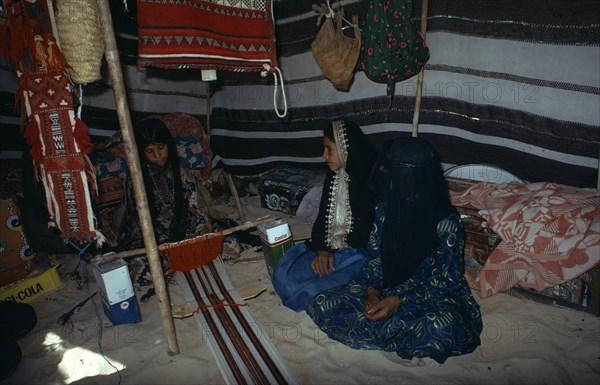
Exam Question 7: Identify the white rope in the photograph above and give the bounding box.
[261,64,287,118]
[325,0,335,18]
[77,84,83,119]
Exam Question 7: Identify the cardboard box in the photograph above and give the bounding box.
[91,255,142,325]
[1,263,62,303]
[258,219,293,277]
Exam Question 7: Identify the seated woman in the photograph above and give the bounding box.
[120,118,213,287]
[305,137,483,364]
[272,120,378,311]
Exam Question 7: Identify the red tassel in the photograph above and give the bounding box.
[23,118,43,164]
[46,36,66,71]
[84,156,99,197]
[34,35,48,68]
[0,20,9,62]
[11,17,36,70]
[74,117,93,155]
[13,90,24,124]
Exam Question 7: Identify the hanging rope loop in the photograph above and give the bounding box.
[261,63,288,118]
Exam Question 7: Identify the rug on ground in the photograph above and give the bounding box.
[175,257,299,385]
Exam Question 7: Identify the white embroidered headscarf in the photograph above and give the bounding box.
[325,120,353,249]
[309,120,378,252]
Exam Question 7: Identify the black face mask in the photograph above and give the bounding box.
[370,137,456,288]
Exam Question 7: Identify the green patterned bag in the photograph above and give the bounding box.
[357,0,429,102]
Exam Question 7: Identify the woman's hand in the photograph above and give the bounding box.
[311,250,335,277]
[364,289,400,321]
[364,287,380,312]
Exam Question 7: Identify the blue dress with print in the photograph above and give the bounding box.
[305,203,483,364]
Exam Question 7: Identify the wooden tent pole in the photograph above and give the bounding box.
[597,150,600,190]
[411,0,429,137]
[206,84,246,221]
[95,0,179,356]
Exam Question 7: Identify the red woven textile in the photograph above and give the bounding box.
[19,70,99,243]
[137,0,278,72]
[1,0,101,244]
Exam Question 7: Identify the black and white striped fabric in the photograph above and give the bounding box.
[1,0,598,188]
[209,0,600,187]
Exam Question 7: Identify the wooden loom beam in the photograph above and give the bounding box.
[95,0,180,355]
[411,0,429,137]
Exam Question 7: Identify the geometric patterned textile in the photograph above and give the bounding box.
[19,69,102,244]
[137,0,278,72]
[1,0,102,245]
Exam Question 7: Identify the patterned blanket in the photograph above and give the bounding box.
[137,0,278,72]
[451,182,600,297]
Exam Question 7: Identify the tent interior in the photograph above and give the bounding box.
[0,0,599,384]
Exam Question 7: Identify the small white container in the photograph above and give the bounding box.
[91,255,142,325]
[257,219,293,277]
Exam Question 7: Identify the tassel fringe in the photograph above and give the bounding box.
[74,117,93,154]
[23,118,43,164]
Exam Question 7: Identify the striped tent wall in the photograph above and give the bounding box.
[1,0,598,188]
[210,0,600,188]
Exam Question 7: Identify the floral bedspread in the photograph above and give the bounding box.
[451,182,600,298]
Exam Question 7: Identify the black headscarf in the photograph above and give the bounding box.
[369,137,457,288]
[308,120,378,252]
[133,117,186,242]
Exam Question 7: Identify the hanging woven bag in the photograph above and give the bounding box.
[311,3,361,91]
[357,0,430,101]
[55,0,104,84]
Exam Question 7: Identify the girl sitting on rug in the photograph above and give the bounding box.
[272,120,378,311]
[121,118,213,288]
[305,137,483,365]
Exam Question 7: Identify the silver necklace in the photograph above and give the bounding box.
[147,164,174,207]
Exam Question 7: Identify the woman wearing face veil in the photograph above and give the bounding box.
[306,137,482,365]
[272,120,378,312]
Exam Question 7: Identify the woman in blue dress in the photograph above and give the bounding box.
[272,120,378,311]
[305,137,483,364]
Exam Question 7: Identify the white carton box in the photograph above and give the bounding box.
[91,255,141,325]
[257,219,293,277]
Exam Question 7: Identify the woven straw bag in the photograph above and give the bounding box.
[311,5,361,92]
[55,0,104,84]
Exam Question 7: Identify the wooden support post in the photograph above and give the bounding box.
[206,87,246,222]
[597,149,600,190]
[412,0,429,137]
[95,0,179,356]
